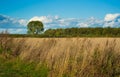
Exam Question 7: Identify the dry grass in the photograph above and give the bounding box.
[0,37,120,77]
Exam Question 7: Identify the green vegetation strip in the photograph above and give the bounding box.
[0,57,49,77]
[2,27,120,38]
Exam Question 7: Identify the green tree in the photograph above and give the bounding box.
[27,21,44,34]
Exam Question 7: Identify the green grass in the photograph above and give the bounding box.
[0,57,49,77]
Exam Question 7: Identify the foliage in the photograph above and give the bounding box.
[27,21,44,35]
[6,27,120,37]
[44,27,120,37]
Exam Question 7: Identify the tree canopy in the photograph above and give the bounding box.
[44,27,120,37]
[27,21,44,34]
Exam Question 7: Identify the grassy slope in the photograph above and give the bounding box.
[0,37,120,77]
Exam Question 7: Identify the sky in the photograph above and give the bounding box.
[0,0,120,34]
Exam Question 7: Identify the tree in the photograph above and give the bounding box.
[27,21,44,34]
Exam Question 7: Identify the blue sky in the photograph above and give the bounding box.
[0,0,120,19]
[0,0,120,34]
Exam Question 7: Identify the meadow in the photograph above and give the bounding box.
[0,35,120,77]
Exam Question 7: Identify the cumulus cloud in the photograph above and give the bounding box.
[77,17,104,27]
[0,14,27,34]
[29,16,104,29]
[29,16,53,23]
[29,14,120,29]
[104,14,120,21]
[0,15,27,28]
[18,19,28,26]
[29,16,83,29]
[1,13,120,34]
[104,13,120,27]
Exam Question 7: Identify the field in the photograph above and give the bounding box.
[0,37,120,77]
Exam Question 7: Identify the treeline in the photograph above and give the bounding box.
[44,27,120,37]
[2,27,120,37]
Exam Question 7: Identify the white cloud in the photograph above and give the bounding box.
[18,19,28,26]
[78,17,104,27]
[104,13,120,27]
[104,13,120,21]
[29,16,83,29]
[0,15,27,34]
[77,23,89,27]
[1,13,120,34]
[29,15,115,29]
[0,15,27,28]
[29,16,53,23]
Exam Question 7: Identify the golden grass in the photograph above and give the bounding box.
[0,37,120,77]
[9,38,119,77]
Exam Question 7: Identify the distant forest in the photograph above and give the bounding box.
[4,27,120,37]
[44,27,120,37]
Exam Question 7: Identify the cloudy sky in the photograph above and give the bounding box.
[0,0,120,34]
